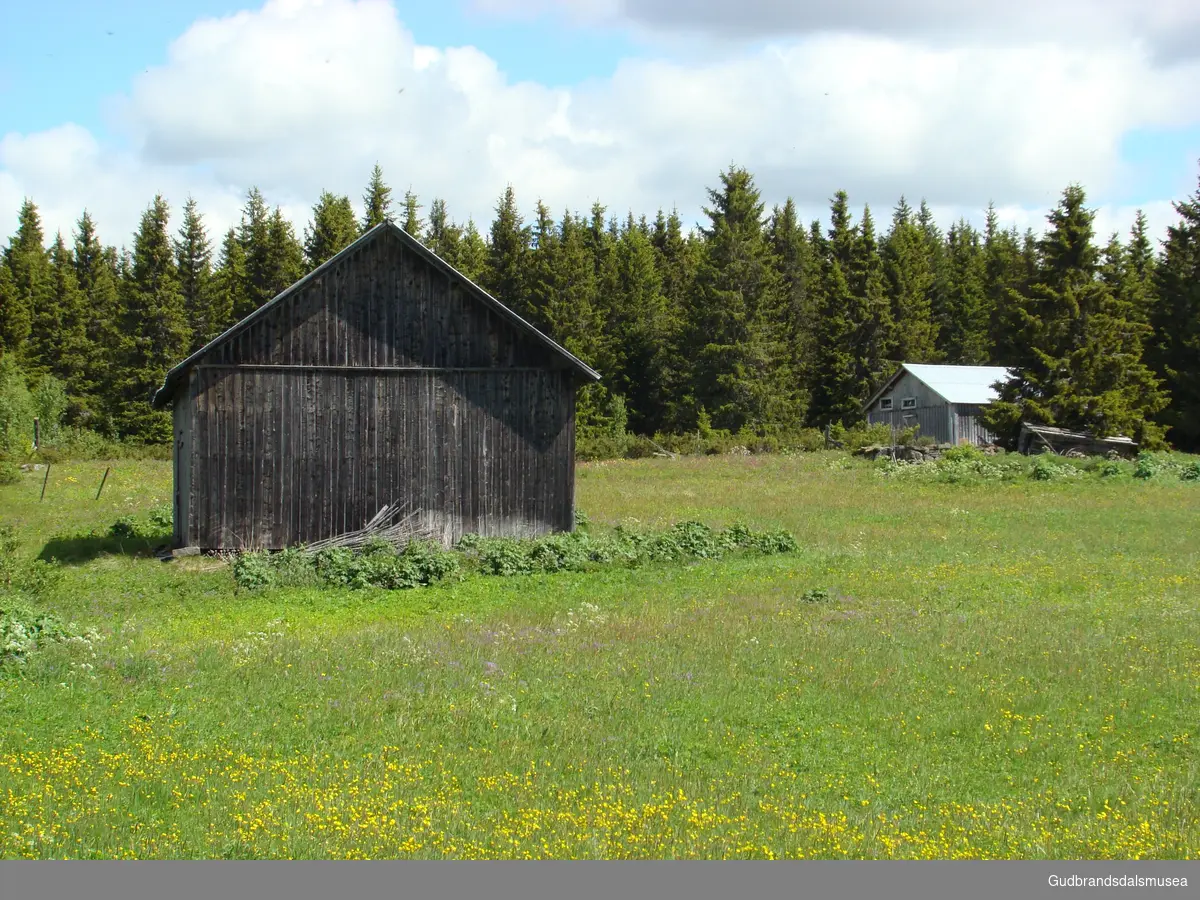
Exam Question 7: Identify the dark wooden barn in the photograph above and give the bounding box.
[151,221,600,551]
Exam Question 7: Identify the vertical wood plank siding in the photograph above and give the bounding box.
[174,228,582,550]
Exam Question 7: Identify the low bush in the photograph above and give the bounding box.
[109,505,172,541]
[231,519,801,592]
[0,458,19,486]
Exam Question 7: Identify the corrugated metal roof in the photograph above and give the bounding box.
[902,364,1012,405]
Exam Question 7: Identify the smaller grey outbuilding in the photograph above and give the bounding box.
[862,364,1012,446]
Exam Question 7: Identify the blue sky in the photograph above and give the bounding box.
[0,1,638,135]
[1,0,1198,245]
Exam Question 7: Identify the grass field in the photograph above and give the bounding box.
[1,453,1198,859]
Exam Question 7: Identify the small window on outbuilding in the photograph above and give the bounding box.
[879,397,893,411]
[901,397,916,410]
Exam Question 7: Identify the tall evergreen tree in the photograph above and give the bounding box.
[1150,168,1200,449]
[3,199,50,365]
[543,210,603,367]
[850,204,894,376]
[767,199,812,349]
[174,197,213,354]
[361,163,393,232]
[455,220,488,284]
[71,211,121,426]
[236,188,272,319]
[484,185,531,319]
[807,193,893,426]
[114,195,189,441]
[984,203,1027,364]
[401,189,423,239]
[209,228,244,343]
[983,185,1167,444]
[679,166,797,432]
[524,200,558,332]
[0,263,19,355]
[303,190,358,268]
[44,233,89,391]
[610,213,671,433]
[882,197,937,362]
[265,208,305,295]
[934,219,991,363]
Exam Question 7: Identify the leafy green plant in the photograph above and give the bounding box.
[1,603,72,665]
[233,520,801,592]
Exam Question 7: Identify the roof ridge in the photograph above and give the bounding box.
[151,222,598,408]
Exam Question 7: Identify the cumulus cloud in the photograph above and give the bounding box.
[0,0,1195,252]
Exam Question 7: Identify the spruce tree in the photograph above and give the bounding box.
[543,210,603,366]
[484,185,531,318]
[114,195,189,441]
[650,208,697,430]
[303,190,358,268]
[0,263,19,355]
[984,204,1027,364]
[209,228,244,342]
[45,233,89,393]
[1150,168,1200,449]
[680,166,797,432]
[361,163,393,232]
[401,189,423,239]
[455,220,488,284]
[767,199,813,418]
[611,213,671,433]
[882,197,937,362]
[236,188,272,319]
[525,200,558,331]
[850,204,895,377]
[72,211,121,426]
[175,197,213,353]
[265,208,305,296]
[983,185,1167,444]
[934,220,991,363]
[4,199,50,366]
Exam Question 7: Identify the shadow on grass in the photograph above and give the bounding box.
[38,533,170,564]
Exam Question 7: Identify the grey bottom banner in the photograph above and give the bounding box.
[0,860,1195,900]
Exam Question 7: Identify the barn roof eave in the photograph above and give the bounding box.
[151,221,600,409]
[860,365,909,413]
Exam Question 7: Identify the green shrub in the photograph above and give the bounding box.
[0,458,19,486]
[801,588,831,603]
[231,551,277,592]
[1181,461,1200,482]
[231,519,800,592]
[1,602,71,665]
[1031,456,1078,481]
[109,505,172,541]
[942,444,986,464]
[1095,458,1131,478]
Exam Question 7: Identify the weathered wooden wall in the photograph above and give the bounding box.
[865,370,954,443]
[172,228,582,550]
[865,373,996,445]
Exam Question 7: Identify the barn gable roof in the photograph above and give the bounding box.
[152,221,600,408]
[862,363,1012,412]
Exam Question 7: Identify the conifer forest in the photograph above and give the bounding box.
[2,161,1199,457]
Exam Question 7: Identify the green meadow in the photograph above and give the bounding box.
[1,453,1197,858]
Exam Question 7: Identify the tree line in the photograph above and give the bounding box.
[1,161,1198,454]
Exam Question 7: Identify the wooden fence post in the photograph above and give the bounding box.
[40,463,51,502]
[96,466,111,501]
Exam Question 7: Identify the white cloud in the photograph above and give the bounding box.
[470,0,1200,63]
[0,0,1195,254]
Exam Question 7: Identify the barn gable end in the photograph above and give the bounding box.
[155,223,598,552]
